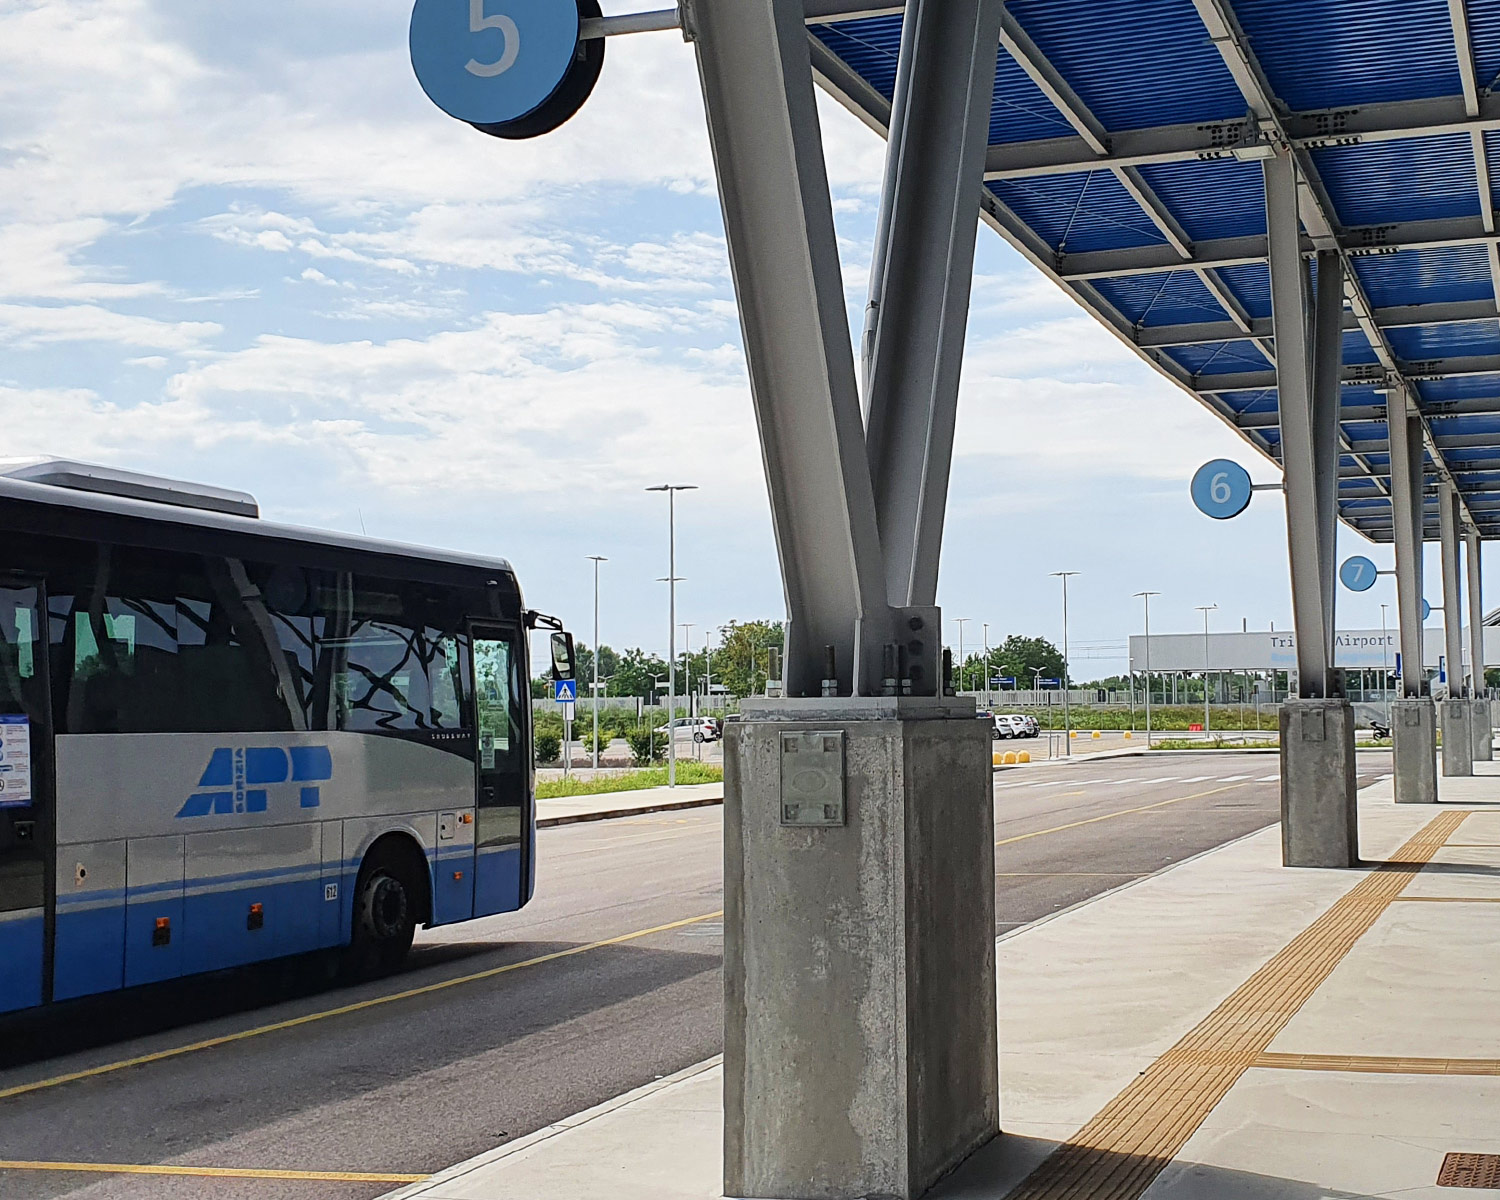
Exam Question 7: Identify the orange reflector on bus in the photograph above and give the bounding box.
[152,917,171,947]
[453,871,464,881]
[247,902,264,931]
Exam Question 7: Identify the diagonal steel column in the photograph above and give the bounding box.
[688,0,890,697]
[1468,529,1486,693]
[1265,149,1340,697]
[1440,482,1466,693]
[862,0,1001,607]
[1388,395,1427,695]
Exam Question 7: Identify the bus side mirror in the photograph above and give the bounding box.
[551,632,576,681]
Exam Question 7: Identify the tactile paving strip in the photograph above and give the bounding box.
[1005,810,1471,1200]
[1437,1152,1500,1188]
[1254,1052,1500,1076]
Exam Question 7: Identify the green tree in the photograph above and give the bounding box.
[611,647,670,700]
[987,634,1065,688]
[716,619,784,698]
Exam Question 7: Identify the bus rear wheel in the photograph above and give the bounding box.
[350,851,419,977]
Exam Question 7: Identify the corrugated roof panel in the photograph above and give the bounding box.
[1090,270,1225,325]
[1342,331,1380,365]
[1389,320,1500,361]
[990,41,1079,144]
[1313,135,1478,226]
[1231,0,1464,110]
[1218,388,1278,418]
[1415,374,1500,402]
[1466,0,1500,95]
[1166,341,1273,375]
[1134,158,1265,241]
[810,16,902,100]
[1213,263,1271,320]
[1004,0,1246,130]
[1350,246,1495,307]
[991,171,1167,253]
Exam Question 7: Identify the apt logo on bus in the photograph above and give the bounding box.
[176,746,334,819]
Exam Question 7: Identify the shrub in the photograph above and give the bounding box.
[534,731,561,764]
[626,727,663,765]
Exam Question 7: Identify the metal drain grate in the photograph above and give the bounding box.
[1438,1153,1500,1188]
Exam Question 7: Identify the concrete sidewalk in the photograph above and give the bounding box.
[394,766,1500,1200]
[535,782,723,827]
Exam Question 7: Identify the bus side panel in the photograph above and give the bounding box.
[52,840,126,1001]
[429,808,475,926]
[320,822,346,947]
[124,835,184,987]
[342,813,437,920]
[183,823,323,975]
[0,911,44,1014]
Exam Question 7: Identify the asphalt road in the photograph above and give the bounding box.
[0,750,1392,1199]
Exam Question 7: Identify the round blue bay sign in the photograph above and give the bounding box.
[1190,458,1253,520]
[1339,556,1378,592]
[410,0,603,138]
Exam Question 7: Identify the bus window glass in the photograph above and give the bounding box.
[431,636,466,728]
[473,637,511,767]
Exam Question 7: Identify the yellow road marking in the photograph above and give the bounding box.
[0,909,723,1103]
[0,1160,426,1183]
[996,782,1251,848]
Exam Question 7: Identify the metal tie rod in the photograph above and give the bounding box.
[580,8,681,38]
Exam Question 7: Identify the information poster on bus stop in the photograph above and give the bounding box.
[0,714,33,807]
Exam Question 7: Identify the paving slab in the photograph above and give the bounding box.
[384,770,1500,1200]
[535,782,722,826]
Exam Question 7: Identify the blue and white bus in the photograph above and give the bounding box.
[0,460,568,1014]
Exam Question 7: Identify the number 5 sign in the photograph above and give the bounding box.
[1189,458,1255,520]
[410,0,604,139]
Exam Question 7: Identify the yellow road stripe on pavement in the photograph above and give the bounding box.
[0,909,723,1103]
[995,782,1252,848]
[0,1161,426,1182]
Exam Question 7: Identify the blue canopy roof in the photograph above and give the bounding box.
[806,0,1500,541]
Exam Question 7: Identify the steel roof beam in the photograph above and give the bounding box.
[1137,300,1500,348]
[802,1,904,22]
[1195,0,1466,526]
[1204,352,1500,392]
[1059,215,1500,280]
[983,95,1500,181]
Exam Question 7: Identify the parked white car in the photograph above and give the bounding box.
[668,717,719,743]
[996,713,1038,739]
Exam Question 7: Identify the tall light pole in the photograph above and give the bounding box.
[982,622,991,708]
[647,484,696,787]
[953,618,971,694]
[1051,572,1078,754]
[587,555,607,770]
[1134,591,1160,745]
[680,623,696,711]
[1196,603,1218,735]
[1380,602,1392,725]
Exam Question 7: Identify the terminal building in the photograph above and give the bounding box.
[1130,625,1500,701]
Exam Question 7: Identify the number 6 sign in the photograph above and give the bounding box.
[1190,458,1254,520]
[410,0,604,139]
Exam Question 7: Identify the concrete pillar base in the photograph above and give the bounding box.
[724,698,997,1200]
[1392,697,1438,804]
[1442,697,1474,777]
[1472,697,1493,762]
[1279,698,1358,868]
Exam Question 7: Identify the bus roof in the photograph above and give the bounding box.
[0,472,516,578]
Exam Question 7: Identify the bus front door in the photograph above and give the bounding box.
[470,627,525,916]
[0,584,52,1014]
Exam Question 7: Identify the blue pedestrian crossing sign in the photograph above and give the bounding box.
[553,678,577,703]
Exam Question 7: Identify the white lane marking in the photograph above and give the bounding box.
[1256,774,1279,782]
[1177,775,1214,783]
[1217,774,1251,781]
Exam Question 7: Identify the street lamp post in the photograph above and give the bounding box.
[1196,604,1218,736]
[1051,572,1078,755]
[587,555,607,771]
[982,622,991,709]
[647,484,696,788]
[1133,591,1160,746]
[954,618,971,695]
[1380,602,1392,725]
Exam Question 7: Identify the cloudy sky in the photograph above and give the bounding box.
[0,0,1469,677]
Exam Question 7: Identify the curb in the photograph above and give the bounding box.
[536,794,724,828]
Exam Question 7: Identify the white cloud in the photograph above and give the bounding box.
[0,303,220,350]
